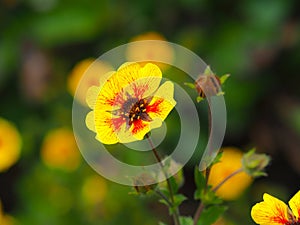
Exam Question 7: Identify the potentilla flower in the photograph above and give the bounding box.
[0,118,22,172]
[86,62,176,144]
[251,191,300,225]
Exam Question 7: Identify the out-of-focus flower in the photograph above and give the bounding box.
[41,128,80,171]
[208,147,253,200]
[251,190,300,225]
[242,149,270,177]
[0,118,22,172]
[0,201,16,225]
[82,175,108,205]
[67,58,113,105]
[20,43,52,103]
[213,217,235,225]
[126,32,174,69]
[86,62,176,144]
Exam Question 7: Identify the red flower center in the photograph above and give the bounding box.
[126,98,152,125]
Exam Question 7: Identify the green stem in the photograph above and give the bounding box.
[146,134,181,225]
[193,167,211,225]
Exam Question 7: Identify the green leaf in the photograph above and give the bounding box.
[168,176,179,194]
[184,82,196,89]
[204,66,214,76]
[202,188,223,205]
[179,216,194,225]
[158,222,167,225]
[173,194,187,208]
[194,167,206,190]
[197,205,227,225]
[158,198,170,207]
[211,152,223,165]
[194,189,201,200]
[196,96,204,103]
[220,74,230,84]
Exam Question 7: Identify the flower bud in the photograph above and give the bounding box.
[242,149,270,178]
[195,66,221,99]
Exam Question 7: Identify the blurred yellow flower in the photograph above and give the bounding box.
[0,201,16,225]
[126,32,174,69]
[67,58,113,105]
[41,128,81,171]
[82,175,108,205]
[86,62,176,144]
[208,147,252,200]
[251,190,300,225]
[0,118,22,172]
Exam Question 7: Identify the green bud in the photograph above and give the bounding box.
[242,149,271,178]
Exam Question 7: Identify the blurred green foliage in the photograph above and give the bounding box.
[1,0,300,224]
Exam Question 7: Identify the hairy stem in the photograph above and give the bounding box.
[146,134,181,225]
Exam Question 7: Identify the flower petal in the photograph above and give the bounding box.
[117,63,162,99]
[86,111,96,132]
[288,190,300,220]
[94,111,119,144]
[147,81,176,121]
[251,193,290,225]
[86,86,100,109]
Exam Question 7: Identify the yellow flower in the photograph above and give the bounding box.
[82,175,108,205]
[126,32,174,69]
[86,62,176,144]
[208,147,253,200]
[41,128,81,171]
[67,58,113,105]
[0,118,22,172]
[251,191,300,225]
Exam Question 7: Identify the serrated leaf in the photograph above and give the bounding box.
[184,82,196,89]
[197,205,227,225]
[220,74,230,84]
[173,194,187,207]
[194,167,206,190]
[179,216,194,225]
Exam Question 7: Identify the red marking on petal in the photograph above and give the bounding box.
[146,99,163,114]
[132,119,147,135]
[132,83,149,99]
[112,117,125,131]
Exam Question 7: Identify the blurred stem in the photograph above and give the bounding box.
[193,103,213,225]
[193,167,211,225]
[146,134,181,225]
[212,168,243,192]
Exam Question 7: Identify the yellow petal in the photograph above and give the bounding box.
[147,81,176,121]
[117,63,162,99]
[289,190,300,220]
[86,86,100,109]
[251,193,289,225]
[94,111,119,145]
[85,111,96,132]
